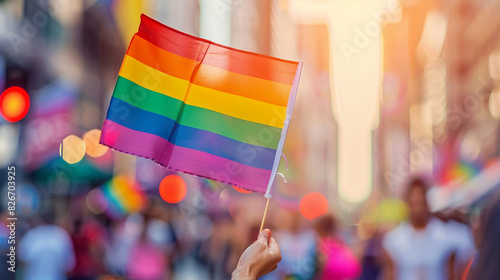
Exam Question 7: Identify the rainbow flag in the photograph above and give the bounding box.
[100,14,302,197]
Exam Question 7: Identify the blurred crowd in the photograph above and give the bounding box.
[2,177,499,280]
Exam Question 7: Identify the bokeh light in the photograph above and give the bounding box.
[232,185,252,194]
[0,124,18,166]
[0,86,30,122]
[489,51,500,80]
[59,135,86,164]
[358,216,377,240]
[82,129,109,158]
[299,192,328,220]
[228,202,238,220]
[82,129,109,157]
[376,198,408,224]
[218,188,231,208]
[86,189,108,215]
[489,88,500,119]
[159,175,187,204]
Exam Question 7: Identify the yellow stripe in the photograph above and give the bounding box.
[186,84,286,128]
[119,55,189,101]
[119,55,286,128]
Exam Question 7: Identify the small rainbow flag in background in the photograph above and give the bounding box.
[100,14,302,197]
[102,175,147,217]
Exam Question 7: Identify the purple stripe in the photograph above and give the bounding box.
[100,120,270,193]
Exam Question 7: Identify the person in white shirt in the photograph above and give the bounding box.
[382,179,456,280]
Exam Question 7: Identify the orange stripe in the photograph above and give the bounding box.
[127,34,292,107]
[193,64,291,107]
[203,44,299,85]
[127,34,197,81]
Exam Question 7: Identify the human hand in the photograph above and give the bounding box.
[231,229,281,280]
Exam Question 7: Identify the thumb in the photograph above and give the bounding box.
[257,229,271,244]
[268,237,281,257]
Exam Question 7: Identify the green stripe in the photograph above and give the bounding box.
[113,77,182,120]
[113,77,281,149]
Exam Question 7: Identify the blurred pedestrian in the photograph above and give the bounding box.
[382,179,456,280]
[125,212,170,280]
[464,191,500,280]
[440,211,475,277]
[19,212,75,280]
[261,211,317,280]
[357,222,384,280]
[314,214,361,280]
[125,229,168,280]
[68,217,108,280]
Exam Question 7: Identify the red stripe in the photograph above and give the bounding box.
[137,14,299,85]
[203,44,298,85]
[137,15,208,62]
